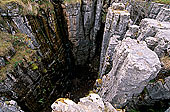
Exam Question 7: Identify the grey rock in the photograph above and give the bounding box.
[156,7,170,22]
[165,107,170,112]
[138,18,169,41]
[0,57,5,67]
[125,25,139,39]
[99,4,130,74]
[112,3,125,10]
[100,35,120,77]
[51,93,117,112]
[66,0,103,65]
[146,76,170,100]
[149,3,166,19]
[99,37,161,107]
[137,18,170,57]
[145,37,158,50]
[12,16,39,49]
[0,98,24,112]
[154,29,170,57]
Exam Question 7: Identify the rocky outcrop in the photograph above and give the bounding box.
[100,35,120,77]
[0,1,75,112]
[156,7,170,22]
[99,37,161,107]
[122,0,170,24]
[51,93,118,112]
[99,3,130,76]
[0,97,24,112]
[137,18,170,58]
[65,0,103,65]
[146,76,170,100]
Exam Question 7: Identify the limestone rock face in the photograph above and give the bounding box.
[137,18,170,57]
[156,7,170,22]
[99,37,161,107]
[99,3,130,75]
[65,0,103,65]
[146,76,170,100]
[125,25,139,39]
[0,98,24,112]
[100,35,120,77]
[51,93,117,112]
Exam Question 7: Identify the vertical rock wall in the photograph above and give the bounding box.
[99,3,130,76]
[65,0,103,65]
[0,1,74,112]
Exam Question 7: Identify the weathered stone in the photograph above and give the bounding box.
[156,7,170,22]
[66,0,103,65]
[99,3,130,74]
[138,18,170,41]
[0,97,24,112]
[137,18,170,57]
[146,76,170,100]
[112,3,125,10]
[100,35,120,77]
[99,37,161,107]
[149,3,166,19]
[145,37,158,50]
[125,25,139,39]
[51,93,117,112]
[12,16,39,49]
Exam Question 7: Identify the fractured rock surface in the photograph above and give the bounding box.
[99,37,161,107]
[99,3,130,75]
[51,93,117,112]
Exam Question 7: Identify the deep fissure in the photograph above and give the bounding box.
[0,0,170,112]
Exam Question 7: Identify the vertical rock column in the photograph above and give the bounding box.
[65,0,103,65]
[99,3,130,76]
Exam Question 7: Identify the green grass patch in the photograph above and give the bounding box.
[153,0,170,4]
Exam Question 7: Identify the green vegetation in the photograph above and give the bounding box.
[0,0,54,15]
[129,109,140,112]
[64,0,81,4]
[153,0,170,4]
[0,32,36,80]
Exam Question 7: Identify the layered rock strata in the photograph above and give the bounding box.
[99,3,130,76]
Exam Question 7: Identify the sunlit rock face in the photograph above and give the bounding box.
[51,93,118,112]
[0,97,24,112]
[99,37,161,107]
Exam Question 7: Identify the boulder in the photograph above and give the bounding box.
[51,93,117,112]
[0,97,24,112]
[99,37,161,107]
[137,18,170,58]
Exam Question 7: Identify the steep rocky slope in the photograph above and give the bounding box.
[0,0,170,112]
